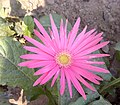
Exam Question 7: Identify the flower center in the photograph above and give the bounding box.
[56,52,71,67]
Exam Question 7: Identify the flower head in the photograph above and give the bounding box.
[18,14,110,100]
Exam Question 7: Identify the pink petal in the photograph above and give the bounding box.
[64,19,68,50]
[34,63,56,75]
[27,61,53,68]
[34,18,51,42]
[68,70,86,100]
[18,60,38,67]
[20,54,53,60]
[51,69,60,87]
[40,66,58,85]
[71,32,97,54]
[23,46,42,54]
[50,14,60,49]
[64,70,72,98]
[60,19,65,49]
[74,54,110,60]
[60,69,65,95]
[48,28,59,52]
[24,36,54,56]
[79,37,103,53]
[33,73,48,86]
[74,60,105,65]
[69,26,87,51]
[67,18,80,49]
[71,27,94,51]
[71,66,102,84]
[76,74,96,91]
[34,29,56,52]
[74,62,109,73]
[76,41,109,56]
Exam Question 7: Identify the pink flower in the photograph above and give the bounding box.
[18,14,110,100]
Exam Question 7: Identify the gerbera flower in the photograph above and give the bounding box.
[18,14,110,100]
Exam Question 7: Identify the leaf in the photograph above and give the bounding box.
[114,42,120,51]
[93,50,112,81]
[0,25,15,37]
[99,77,120,94]
[0,17,15,37]
[88,96,112,105]
[0,37,44,100]
[23,16,34,33]
[39,13,72,31]
[69,92,100,105]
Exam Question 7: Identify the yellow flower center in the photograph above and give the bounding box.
[56,52,71,67]
[59,54,70,65]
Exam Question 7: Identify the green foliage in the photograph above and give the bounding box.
[22,16,34,37]
[39,13,72,31]
[114,42,120,61]
[114,42,120,51]
[0,17,15,37]
[88,96,112,105]
[23,16,34,33]
[69,92,100,105]
[99,77,120,94]
[0,37,44,100]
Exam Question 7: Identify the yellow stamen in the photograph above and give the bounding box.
[56,52,71,67]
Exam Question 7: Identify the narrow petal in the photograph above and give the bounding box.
[34,29,56,52]
[23,46,42,54]
[64,19,68,49]
[68,70,86,100]
[74,60,105,65]
[24,36,54,55]
[71,32,97,54]
[71,65,102,84]
[27,61,54,68]
[76,75,96,91]
[20,54,53,60]
[67,18,80,49]
[60,69,65,95]
[51,69,60,87]
[74,62,109,73]
[18,60,37,67]
[34,18,51,42]
[40,66,58,85]
[74,54,110,60]
[34,63,56,75]
[60,19,65,49]
[77,41,109,56]
[71,70,95,91]
[78,76,96,91]
[50,14,60,49]
[33,73,48,86]
[64,70,72,98]
[78,37,103,53]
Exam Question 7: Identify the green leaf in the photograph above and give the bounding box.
[114,42,120,51]
[88,96,112,105]
[39,13,72,31]
[0,25,15,37]
[0,17,15,37]
[23,16,34,33]
[99,77,120,94]
[93,50,112,81]
[0,37,44,100]
[69,92,100,105]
